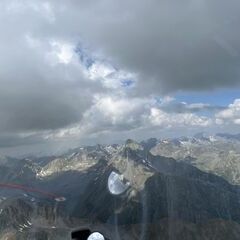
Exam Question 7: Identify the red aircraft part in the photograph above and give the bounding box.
[0,183,66,201]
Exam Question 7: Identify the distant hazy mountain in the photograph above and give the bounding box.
[150,133,240,185]
[216,133,240,141]
[1,137,240,239]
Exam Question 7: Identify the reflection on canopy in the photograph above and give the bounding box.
[107,171,129,195]
[87,232,105,240]
[0,183,66,202]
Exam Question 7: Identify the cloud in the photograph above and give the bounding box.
[3,0,239,95]
[149,108,212,128]
[216,99,240,125]
[0,133,42,148]
[0,0,239,152]
[0,36,96,133]
[159,99,226,114]
[43,0,240,94]
[0,2,105,135]
[79,53,136,90]
[45,95,212,142]
[46,96,151,139]
[81,96,150,132]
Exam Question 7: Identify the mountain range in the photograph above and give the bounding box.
[1,134,240,239]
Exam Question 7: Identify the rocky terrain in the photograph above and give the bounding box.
[150,133,240,185]
[0,136,240,239]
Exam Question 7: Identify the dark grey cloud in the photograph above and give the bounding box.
[46,0,240,94]
[0,134,44,148]
[0,61,95,133]
[0,3,104,134]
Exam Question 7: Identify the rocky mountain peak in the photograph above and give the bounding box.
[125,139,143,151]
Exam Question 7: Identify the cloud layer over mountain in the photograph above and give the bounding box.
[0,0,240,152]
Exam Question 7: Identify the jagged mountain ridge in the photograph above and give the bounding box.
[1,137,240,239]
[149,133,240,185]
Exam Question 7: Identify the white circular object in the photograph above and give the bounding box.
[55,197,66,202]
[87,232,105,240]
[108,171,129,195]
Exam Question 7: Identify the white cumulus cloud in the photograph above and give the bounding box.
[216,99,240,125]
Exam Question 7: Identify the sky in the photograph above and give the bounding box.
[0,0,240,156]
